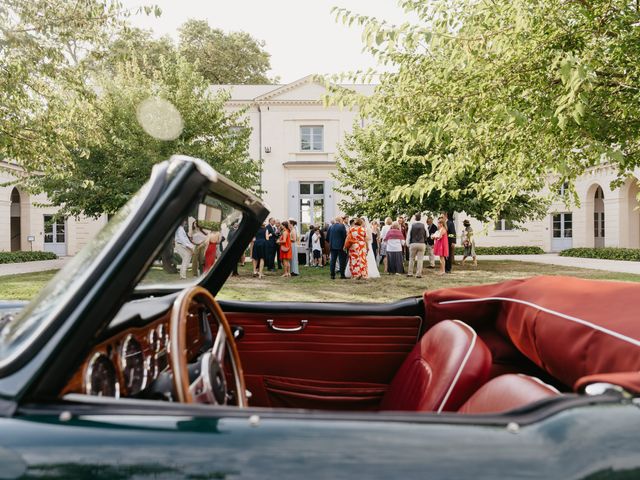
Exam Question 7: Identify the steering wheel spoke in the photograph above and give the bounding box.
[213,328,227,366]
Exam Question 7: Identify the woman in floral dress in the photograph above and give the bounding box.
[345,217,368,280]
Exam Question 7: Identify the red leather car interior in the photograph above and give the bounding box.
[225,312,423,409]
[458,374,560,414]
[379,320,492,412]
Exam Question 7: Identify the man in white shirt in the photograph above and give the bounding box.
[174,220,195,280]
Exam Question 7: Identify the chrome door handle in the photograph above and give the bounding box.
[266,319,308,332]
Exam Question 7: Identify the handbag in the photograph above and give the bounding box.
[280,245,290,253]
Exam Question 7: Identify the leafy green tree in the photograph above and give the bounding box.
[178,19,273,84]
[0,0,147,174]
[330,0,640,222]
[23,56,257,217]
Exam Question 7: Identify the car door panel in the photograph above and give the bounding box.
[224,309,422,409]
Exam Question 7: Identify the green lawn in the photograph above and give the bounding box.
[1,260,640,302]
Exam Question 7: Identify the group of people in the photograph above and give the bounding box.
[251,218,300,279]
[322,211,478,279]
[181,211,478,282]
[174,219,235,280]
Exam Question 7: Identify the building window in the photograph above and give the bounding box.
[553,213,572,238]
[299,182,324,230]
[300,126,323,152]
[494,218,514,231]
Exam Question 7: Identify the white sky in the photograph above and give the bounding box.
[122,0,411,83]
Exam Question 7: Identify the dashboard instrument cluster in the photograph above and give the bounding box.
[63,303,210,398]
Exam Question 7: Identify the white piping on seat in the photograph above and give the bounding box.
[516,374,561,395]
[436,320,478,414]
[439,297,640,348]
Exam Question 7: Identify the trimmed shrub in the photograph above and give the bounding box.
[559,248,640,262]
[474,246,545,255]
[0,251,58,264]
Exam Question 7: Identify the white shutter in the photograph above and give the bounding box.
[288,181,299,221]
[324,180,335,222]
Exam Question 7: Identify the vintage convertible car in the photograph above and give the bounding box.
[0,155,638,479]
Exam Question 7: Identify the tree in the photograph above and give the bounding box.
[336,123,542,220]
[0,0,159,174]
[178,19,273,84]
[330,0,640,222]
[23,56,258,217]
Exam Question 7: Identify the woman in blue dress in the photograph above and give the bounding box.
[252,222,269,278]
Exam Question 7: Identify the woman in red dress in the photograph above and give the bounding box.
[204,231,221,273]
[278,221,292,277]
[432,217,449,275]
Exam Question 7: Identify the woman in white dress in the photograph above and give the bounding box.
[363,217,380,278]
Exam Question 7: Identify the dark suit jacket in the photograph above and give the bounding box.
[327,223,347,250]
[266,224,277,247]
[446,219,457,244]
[426,224,438,246]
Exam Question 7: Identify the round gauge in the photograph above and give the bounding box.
[120,334,146,395]
[145,354,157,382]
[84,353,119,397]
[156,324,167,351]
[148,328,159,352]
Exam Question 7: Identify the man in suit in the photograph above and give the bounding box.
[442,211,456,273]
[327,216,348,279]
[425,216,438,268]
[265,217,277,271]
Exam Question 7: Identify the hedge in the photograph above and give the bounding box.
[0,251,58,264]
[473,246,545,255]
[559,248,640,262]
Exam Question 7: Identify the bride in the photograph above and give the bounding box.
[364,217,380,278]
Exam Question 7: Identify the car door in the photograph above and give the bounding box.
[218,298,425,410]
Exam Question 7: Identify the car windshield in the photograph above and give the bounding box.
[137,194,244,287]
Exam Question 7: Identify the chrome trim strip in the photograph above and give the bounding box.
[438,297,640,348]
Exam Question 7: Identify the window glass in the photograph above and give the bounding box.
[600,212,605,238]
[299,183,311,195]
[313,183,324,195]
[56,222,66,243]
[300,126,323,151]
[139,194,243,285]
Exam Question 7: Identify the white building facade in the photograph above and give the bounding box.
[212,75,374,232]
[460,166,640,251]
[0,161,107,255]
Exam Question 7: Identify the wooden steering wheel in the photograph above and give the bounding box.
[169,286,247,406]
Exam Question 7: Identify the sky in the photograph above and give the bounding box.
[122,0,412,83]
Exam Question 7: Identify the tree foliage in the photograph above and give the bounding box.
[0,0,142,173]
[2,2,265,217]
[178,20,273,84]
[330,0,640,222]
[23,57,257,217]
[92,20,274,85]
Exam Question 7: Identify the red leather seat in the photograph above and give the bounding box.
[380,320,491,412]
[458,374,560,414]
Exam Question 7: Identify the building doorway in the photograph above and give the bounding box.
[551,212,573,251]
[43,215,67,256]
[299,182,324,233]
[10,188,21,251]
[594,186,605,248]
